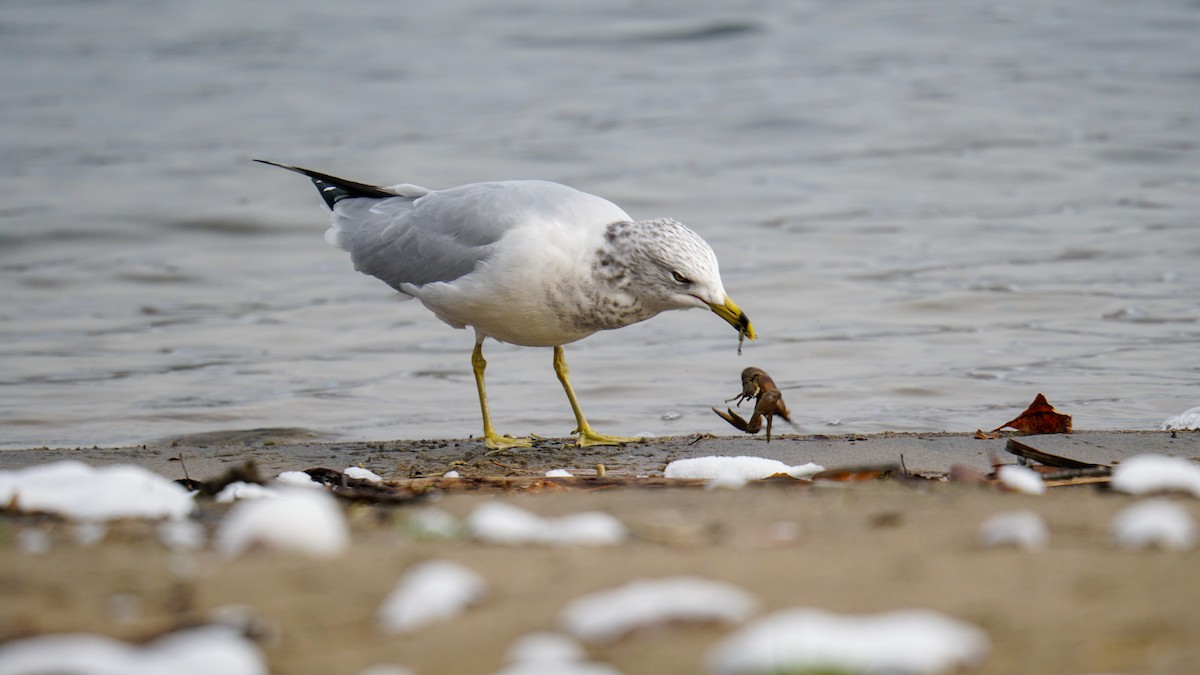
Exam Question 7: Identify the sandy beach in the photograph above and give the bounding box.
[3,1,1197,672]
[2,430,1199,674]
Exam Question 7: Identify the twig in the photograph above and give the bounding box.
[174,453,190,481]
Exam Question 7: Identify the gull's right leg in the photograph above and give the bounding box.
[472,339,531,450]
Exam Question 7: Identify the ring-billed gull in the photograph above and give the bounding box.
[256,160,755,449]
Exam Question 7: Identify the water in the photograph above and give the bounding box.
[2,0,1198,449]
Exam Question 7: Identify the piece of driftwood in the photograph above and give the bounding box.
[174,460,263,496]
[1004,438,1109,469]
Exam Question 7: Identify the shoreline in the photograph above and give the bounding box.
[1,429,1192,481]
[3,430,1199,674]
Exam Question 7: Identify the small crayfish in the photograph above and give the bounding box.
[712,367,798,442]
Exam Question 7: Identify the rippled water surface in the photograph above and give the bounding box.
[2,0,1198,448]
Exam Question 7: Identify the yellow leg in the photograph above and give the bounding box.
[472,342,531,450]
[553,346,641,447]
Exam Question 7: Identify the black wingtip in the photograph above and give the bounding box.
[253,159,396,209]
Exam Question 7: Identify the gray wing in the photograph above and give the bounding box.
[326,182,527,292]
[327,180,631,293]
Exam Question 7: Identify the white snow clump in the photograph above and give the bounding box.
[344,466,383,483]
[157,518,207,551]
[468,501,626,546]
[215,481,278,503]
[220,472,331,501]
[405,507,463,540]
[1161,406,1200,431]
[377,559,488,634]
[276,471,321,487]
[545,468,574,477]
[561,577,759,643]
[1110,454,1200,497]
[996,465,1046,495]
[494,632,623,675]
[215,487,349,558]
[706,608,990,675]
[0,625,267,675]
[1110,499,1196,551]
[505,632,588,664]
[664,456,824,488]
[978,510,1050,550]
[0,461,195,521]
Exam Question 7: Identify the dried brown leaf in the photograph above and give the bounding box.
[993,393,1072,434]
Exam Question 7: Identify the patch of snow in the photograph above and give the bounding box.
[552,513,628,546]
[505,632,588,664]
[0,626,267,675]
[1111,499,1196,551]
[157,519,207,551]
[978,510,1050,550]
[561,577,759,644]
[377,559,488,634]
[1110,455,1200,497]
[405,507,462,540]
[1161,406,1200,431]
[664,456,824,487]
[545,469,574,477]
[997,465,1046,495]
[706,608,990,675]
[468,502,626,546]
[469,501,544,542]
[73,522,108,547]
[0,461,195,521]
[16,528,51,555]
[345,466,384,483]
[444,470,462,478]
[214,487,349,558]
[276,471,320,487]
[215,481,278,503]
[497,631,624,674]
[789,462,825,479]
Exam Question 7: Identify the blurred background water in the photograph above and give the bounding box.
[1,0,1197,448]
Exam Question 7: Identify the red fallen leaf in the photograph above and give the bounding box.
[993,393,1072,434]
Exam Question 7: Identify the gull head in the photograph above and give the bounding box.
[602,218,755,339]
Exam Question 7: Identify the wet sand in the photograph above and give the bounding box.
[3,431,1199,674]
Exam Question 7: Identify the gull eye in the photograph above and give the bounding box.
[671,271,692,285]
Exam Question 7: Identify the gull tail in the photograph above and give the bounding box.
[253,159,397,209]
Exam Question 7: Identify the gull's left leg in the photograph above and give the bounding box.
[552,345,641,447]
[473,339,532,450]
